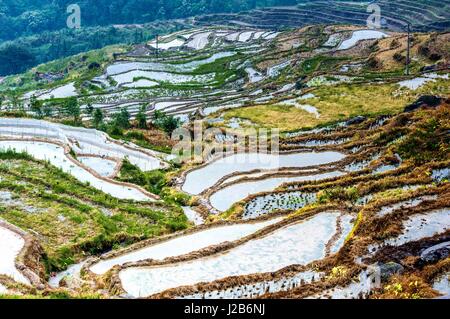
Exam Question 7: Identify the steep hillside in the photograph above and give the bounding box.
[1,1,449,76]
[0,23,448,299]
[198,1,450,32]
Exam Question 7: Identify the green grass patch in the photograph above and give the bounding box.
[0,156,188,272]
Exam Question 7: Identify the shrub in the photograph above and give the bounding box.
[63,97,80,122]
[393,52,405,63]
[136,106,148,129]
[117,159,167,195]
[153,110,181,135]
[92,108,104,127]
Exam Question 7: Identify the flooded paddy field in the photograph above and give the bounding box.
[0,19,449,300]
[118,211,352,297]
[182,151,346,195]
[90,217,282,275]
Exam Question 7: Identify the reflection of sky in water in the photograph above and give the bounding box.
[120,212,344,297]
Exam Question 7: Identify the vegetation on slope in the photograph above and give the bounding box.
[0,152,188,273]
[0,0,297,75]
[223,79,450,132]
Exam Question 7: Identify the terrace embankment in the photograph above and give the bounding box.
[0,17,448,299]
[100,206,350,297]
[104,103,450,299]
[0,220,46,288]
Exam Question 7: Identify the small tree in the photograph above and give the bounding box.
[153,110,181,135]
[8,90,22,111]
[119,107,131,129]
[108,119,123,136]
[64,97,80,122]
[86,103,94,115]
[153,110,165,122]
[30,95,43,117]
[92,108,104,127]
[162,116,180,134]
[43,105,52,117]
[136,105,147,129]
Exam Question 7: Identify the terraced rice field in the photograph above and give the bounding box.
[90,217,282,275]
[0,16,449,301]
[119,211,351,297]
[0,117,164,171]
[182,151,345,195]
[209,171,343,212]
[0,224,29,284]
[337,30,389,50]
[383,209,450,247]
[0,141,152,201]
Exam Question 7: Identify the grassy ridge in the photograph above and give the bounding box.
[0,152,188,273]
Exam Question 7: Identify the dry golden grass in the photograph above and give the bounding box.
[222,79,450,132]
[373,274,439,299]
[223,104,318,131]
[376,34,430,71]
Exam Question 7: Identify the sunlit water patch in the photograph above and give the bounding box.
[186,32,212,50]
[330,214,355,254]
[182,152,345,195]
[210,171,344,212]
[337,30,388,50]
[77,156,118,177]
[397,77,434,90]
[433,272,450,296]
[432,168,449,182]
[0,283,7,294]
[37,83,77,100]
[0,225,29,284]
[384,209,450,246]
[375,195,438,218]
[182,206,204,225]
[112,70,213,86]
[119,211,344,297]
[90,218,281,275]
[49,261,86,288]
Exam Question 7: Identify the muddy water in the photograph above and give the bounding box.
[119,211,346,297]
